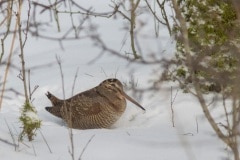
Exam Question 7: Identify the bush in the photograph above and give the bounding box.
[165,0,240,95]
[19,101,41,141]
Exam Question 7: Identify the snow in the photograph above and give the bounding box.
[24,110,41,124]
[0,1,230,160]
[0,86,227,160]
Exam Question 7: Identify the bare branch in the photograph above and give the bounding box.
[170,86,178,127]
[71,67,79,96]
[129,0,141,59]
[18,0,29,102]
[0,7,19,110]
[78,134,95,160]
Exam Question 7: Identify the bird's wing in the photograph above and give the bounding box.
[65,87,104,116]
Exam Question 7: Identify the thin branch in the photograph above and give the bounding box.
[56,56,66,100]
[129,0,141,59]
[56,55,75,160]
[71,67,79,96]
[22,0,31,48]
[0,0,13,63]
[52,0,61,32]
[145,0,166,25]
[28,70,39,102]
[31,142,37,156]
[222,87,231,136]
[156,0,171,35]
[39,130,52,153]
[78,134,95,160]
[195,116,199,134]
[0,6,19,110]
[71,1,119,18]
[18,0,29,102]
[4,118,18,151]
[92,34,167,64]
[110,2,131,21]
[170,86,178,127]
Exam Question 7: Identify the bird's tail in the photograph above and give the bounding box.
[45,106,62,118]
[46,91,63,106]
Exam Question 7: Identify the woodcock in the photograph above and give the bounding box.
[45,78,145,129]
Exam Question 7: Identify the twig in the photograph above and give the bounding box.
[145,0,166,25]
[110,2,131,21]
[170,86,178,127]
[22,0,31,47]
[52,0,61,32]
[156,0,171,35]
[145,0,172,36]
[39,130,52,153]
[27,70,31,100]
[67,124,75,160]
[0,137,16,148]
[182,133,194,136]
[18,0,29,102]
[28,70,39,102]
[4,118,18,151]
[0,4,19,110]
[129,0,141,59]
[101,67,108,78]
[67,0,78,37]
[71,67,79,96]
[0,1,13,63]
[222,91,231,136]
[31,142,37,156]
[56,56,75,160]
[78,134,95,160]
[84,73,94,77]
[126,131,131,136]
[56,56,65,100]
[71,1,120,18]
[195,116,198,134]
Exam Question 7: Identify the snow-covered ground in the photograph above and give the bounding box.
[0,1,230,159]
[0,67,227,160]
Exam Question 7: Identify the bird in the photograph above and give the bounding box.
[45,78,145,129]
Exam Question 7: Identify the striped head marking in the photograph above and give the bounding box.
[100,78,145,111]
[100,78,124,94]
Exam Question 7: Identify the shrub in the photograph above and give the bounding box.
[19,101,41,141]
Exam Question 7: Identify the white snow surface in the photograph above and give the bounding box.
[0,81,227,160]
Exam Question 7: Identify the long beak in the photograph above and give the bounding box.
[123,92,145,111]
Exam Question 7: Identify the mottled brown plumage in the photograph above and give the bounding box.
[45,78,145,129]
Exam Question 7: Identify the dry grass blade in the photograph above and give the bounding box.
[39,130,52,153]
[78,134,95,160]
[4,118,18,151]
